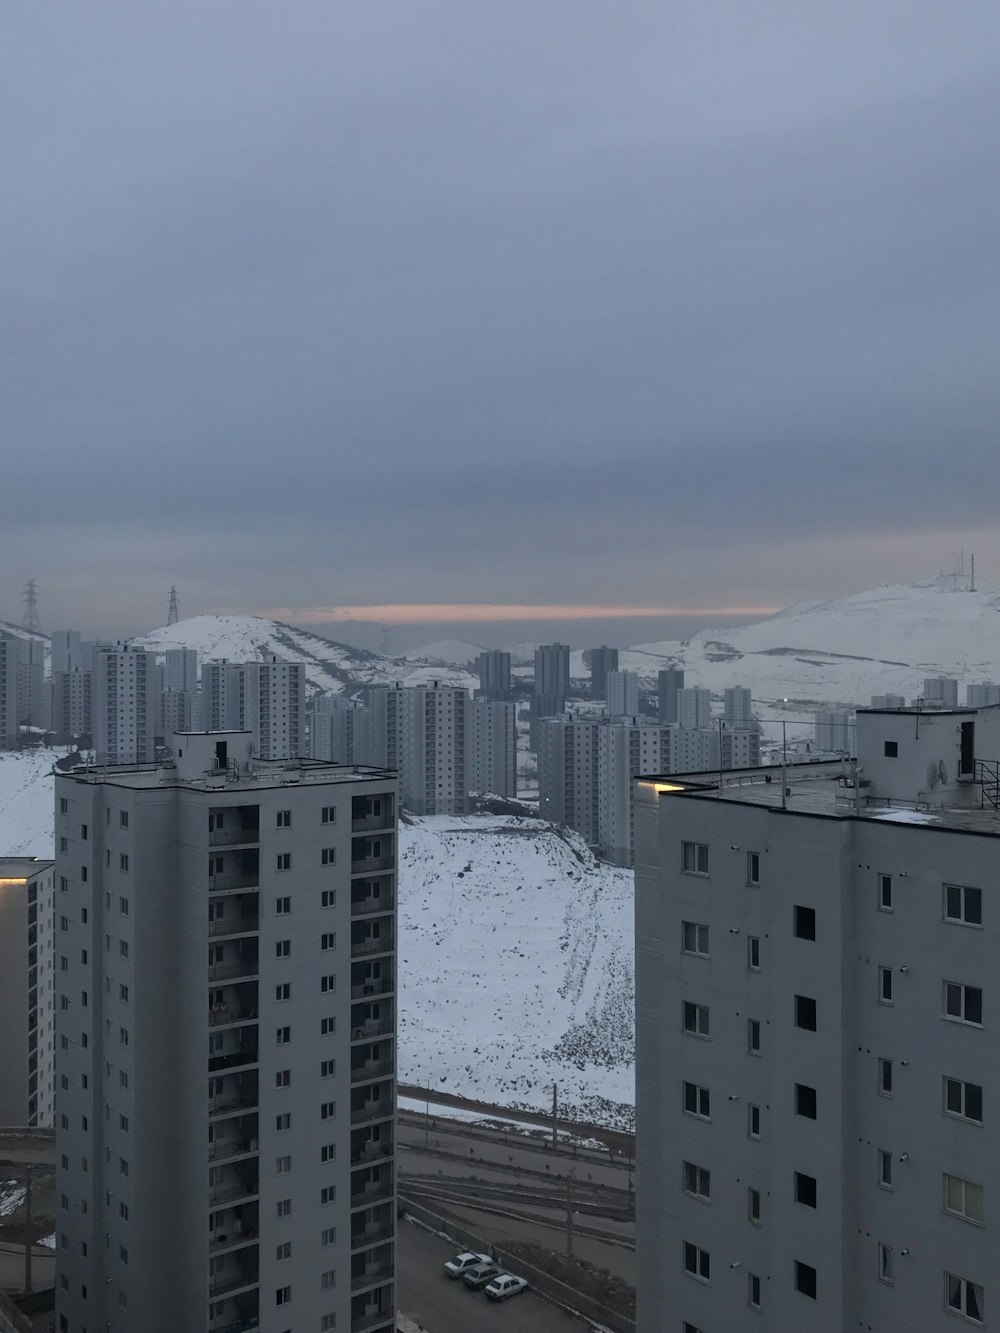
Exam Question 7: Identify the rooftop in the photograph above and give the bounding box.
[0,856,54,881]
[59,755,396,794]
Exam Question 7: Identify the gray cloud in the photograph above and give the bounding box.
[4,1,1000,632]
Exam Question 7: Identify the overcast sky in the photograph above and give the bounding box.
[4,2,1000,641]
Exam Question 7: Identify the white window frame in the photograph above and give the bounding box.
[944,1174,984,1226]
[682,1001,710,1038]
[944,884,983,928]
[683,1241,710,1284]
[944,1076,983,1126]
[943,981,983,1027]
[747,936,761,970]
[878,873,893,912]
[878,966,894,1004]
[681,841,709,876]
[683,1081,711,1121]
[681,921,710,957]
[746,851,760,886]
[682,1161,710,1201]
[945,1272,984,1324]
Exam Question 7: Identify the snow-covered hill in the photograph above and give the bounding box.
[135,616,477,694]
[405,639,484,667]
[0,753,634,1127]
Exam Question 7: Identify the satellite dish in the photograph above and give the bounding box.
[938,759,949,786]
[926,761,939,789]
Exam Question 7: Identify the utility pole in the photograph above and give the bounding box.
[23,1166,33,1294]
[551,1083,558,1151]
[167,585,180,626]
[565,1168,575,1259]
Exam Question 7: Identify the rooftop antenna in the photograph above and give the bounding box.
[167,586,179,626]
[971,553,976,593]
[21,579,41,634]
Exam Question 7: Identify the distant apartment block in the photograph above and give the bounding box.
[200,660,305,759]
[606,670,640,718]
[724,686,752,729]
[466,699,517,799]
[54,732,398,1333]
[161,687,199,736]
[597,719,672,866]
[52,668,93,741]
[634,704,999,1333]
[531,643,571,750]
[311,696,374,766]
[923,676,959,708]
[677,687,712,731]
[476,650,512,702]
[0,857,55,1127]
[966,682,1000,708]
[871,693,906,709]
[589,646,619,701]
[814,709,854,753]
[0,636,23,749]
[17,637,47,730]
[398,683,467,816]
[51,629,85,675]
[538,715,603,847]
[658,668,685,724]
[165,646,199,692]
[93,647,158,764]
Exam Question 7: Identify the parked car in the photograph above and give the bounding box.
[462,1262,504,1290]
[484,1274,529,1301]
[444,1251,492,1279]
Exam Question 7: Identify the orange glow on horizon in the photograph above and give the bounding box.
[261,603,780,626]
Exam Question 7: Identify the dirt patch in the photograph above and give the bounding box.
[504,1240,635,1319]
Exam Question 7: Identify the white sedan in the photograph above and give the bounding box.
[484,1273,529,1301]
[443,1251,491,1279]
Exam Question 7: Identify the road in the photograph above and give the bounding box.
[397,1216,590,1333]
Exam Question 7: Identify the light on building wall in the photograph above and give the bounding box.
[0,878,28,886]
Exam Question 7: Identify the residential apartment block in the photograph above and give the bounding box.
[606,670,640,718]
[476,650,512,702]
[54,731,397,1333]
[93,647,158,764]
[589,646,619,701]
[466,699,517,800]
[634,705,999,1332]
[658,669,685,725]
[813,708,854,754]
[0,857,55,1127]
[200,661,306,760]
[0,636,23,749]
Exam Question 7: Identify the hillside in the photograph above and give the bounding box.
[135,616,478,694]
[0,752,635,1128]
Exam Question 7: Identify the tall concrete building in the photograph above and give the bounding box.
[476,650,512,702]
[966,682,1000,708]
[165,647,199,692]
[871,693,906,709]
[634,705,1000,1333]
[466,699,517,799]
[17,636,47,730]
[814,708,854,753]
[0,636,23,749]
[242,660,306,761]
[923,676,959,708]
[596,720,671,866]
[202,662,243,733]
[52,668,93,742]
[51,630,84,676]
[658,668,685,725]
[0,857,55,1127]
[93,647,158,764]
[397,683,467,816]
[606,670,640,718]
[677,687,712,731]
[537,715,603,848]
[531,643,571,749]
[161,687,199,736]
[724,686,752,729]
[589,647,619,701]
[54,732,397,1333]
[310,696,374,766]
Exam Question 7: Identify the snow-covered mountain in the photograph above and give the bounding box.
[0,752,633,1127]
[135,616,478,694]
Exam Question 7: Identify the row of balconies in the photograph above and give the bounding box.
[209,1071,258,1119]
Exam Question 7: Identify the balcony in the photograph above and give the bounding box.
[209,915,259,939]
[350,1174,393,1209]
[209,1077,258,1119]
[352,812,394,834]
[351,1263,393,1293]
[208,1270,260,1301]
[209,1048,259,1075]
[351,1098,393,1127]
[351,888,395,918]
[209,1137,259,1164]
[209,873,259,893]
[351,933,393,959]
[210,1225,259,1254]
[209,959,259,984]
[350,853,395,875]
[351,1137,393,1168]
[350,1217,394,1253]
[350,1055,394,1085]
[209,1004,259,1029]
[350,1298,395,1333]
[209,827,260,848]
[209,1178,259,1208]
[210,1320,259,1333]
[350,976,393,1001]
[350,1016,394,1042]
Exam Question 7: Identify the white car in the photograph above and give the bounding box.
[444,1251,492,1279]
[484,1273,528,1301]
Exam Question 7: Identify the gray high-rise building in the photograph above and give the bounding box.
[52,668,93,740]
[466,699,517,800]
[923,676,959,708]
[310,696,374,766]
[200,661,305,760]
[634,704,999,1333]
[165,647,199,692]
[51,629,85,675]
[724,686,752,728]
[657,668,685,724]
[814,708,854,753]
[538,715,603,847]
[966,682,1000,708]
[477,650,512,702]
[54,731,398,1333]
[534,642,571,698]
[677,686,712,731]
[93,646,158,764]
[0,636,22,749]
[0,857,55,1127]
[606,670,639,718]
[589,646,619,701]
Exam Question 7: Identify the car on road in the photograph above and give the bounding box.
[484,1273,529,1301]
[444,1250,492,1279]
[462,1261,504,1290]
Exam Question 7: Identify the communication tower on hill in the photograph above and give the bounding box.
[22,579,41,633]
[167,586,179,625]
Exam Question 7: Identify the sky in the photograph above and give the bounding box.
[3,2,1000,642]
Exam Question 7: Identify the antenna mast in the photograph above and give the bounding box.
[21,580,41,634]
[167,586,179,626]
[971,554,976,593]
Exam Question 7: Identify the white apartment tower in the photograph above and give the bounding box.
[814,708,854,753]
[93,647,158,764]
[723,686,752,729]
[311,697,374,766]
[54,732,397,1333]
[52,669,93,741]
[0,857,55,1127]
[165,647,199,692]
[538,715,602,847]
[606,670,640,718]
[634,705,1000,1333]
[51,630,85,675]
[242,660,306,761]
[677,687,712,731]
[202,662,244,733]
[398,683,467,816]
[966,682,1000,708]
[466,699,517,799]
[597,720,671,867]
[923,676,959,708]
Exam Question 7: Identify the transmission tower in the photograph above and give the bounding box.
[167,586,179,626]
[22,579,41,634]
[379,624,391,656]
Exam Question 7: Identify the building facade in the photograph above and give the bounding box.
[723,687,752,729]
[589,647,619,701]
[165,647,199,692]
[677,687,712,732]
[538,716,602,847]
[476,650,512,702]
[54,732,397,1333]
[466,699,517,800]
[814,709,854,754]
[596,720,671,866]
[52,669,93,742]
[92,648,158,764]
[634,706,1000,1333]
[606,670,640,718]
[0,857,55,1127]
[658,669,685,725]
[0,637,23,749]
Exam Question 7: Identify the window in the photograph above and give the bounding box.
[120,940,128,958]
[794,905,816,940]
[879,1243,893,1285]
[276,897,291,915]
[320,1101,336,1119]
[748,1187,761,1223]
[884,740,898,758]
[944,884,982,927]
[276,1027,290,1045]
[321,848,336,866]
[275,983,290,1002]
[321,1317,336,1332]
[944,1077,983,1124]
[276,940,291,958]
[794,1261,817,1300]
[683,1242,710,1283]
[944,1174,984,1225]
[795,1084,817,1119]
[746,851,760,885]
[59,837,67,854]
[119,984,128,1002]
[879,967,893,1004]
[321,1016,336,1035]
[320,975,336,993]
[276,1113,291,1132]
[748,1103,761,1138]
[275,1286,291,1306]
[119,896,128,914]
[747,1019,761,1054]
[81,824,88,840]
[276,853,291,871]
[944,982,983,1026]
[320,1185,336,1205]
[795,1172,817,1208]
[321,1144,336,1163]
[321,806,336,823]
[60,876,68,893]
[119,854,128,872]
[748,1272,761,1309]
[945,1272,984,1324]
[795,995,817,1031]
[276,1242,291,1262]
[321,1227,336,1246]
[683,1082,710,1120]
[321,933,336,951]
[878,1150,893,1189]
[878,873,893,911]
[276,810,291,828]
[683,1002,710,1038]
[321,1270,336,1290]
[60,798,68,814]
[321,1059,336,1077]
[682,921,710,957]
[275,1070,291,1088]
[276,1199,291,1218]
[878,1058,893,1096]
[120,810,128,829]
[747,935,761,970]
[276,1155,291,1174]
[682,1161,710,1200]
[682,842,709,875]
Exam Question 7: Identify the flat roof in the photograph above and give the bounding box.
[0,856,54,879]
[59,757,397,794]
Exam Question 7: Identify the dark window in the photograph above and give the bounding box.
[794,905,816,940]
[795,1261,817,1299]
[795,1083,817,1119]
[884,741,898,758]
[795,995,817,1031]
[794,1172,817,1207]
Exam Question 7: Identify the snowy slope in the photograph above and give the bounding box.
[0,749,69,855]
[405,639,484,666]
